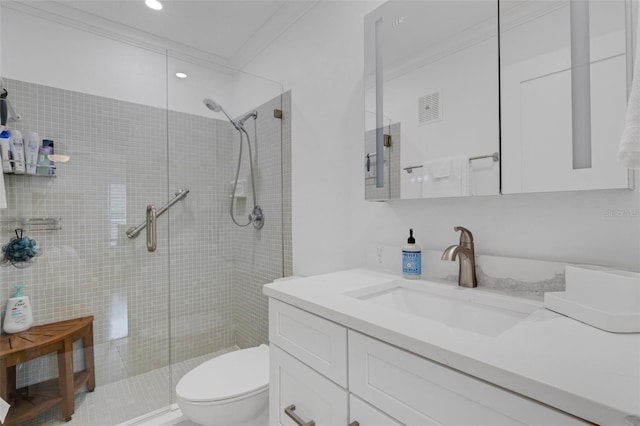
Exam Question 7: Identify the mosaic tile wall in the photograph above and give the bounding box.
[232,92,292,349]
[0,79,291,397]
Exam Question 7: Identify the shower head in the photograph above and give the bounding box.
[203,97,239,129]
[203,98,222,113]
[203,98,257,131]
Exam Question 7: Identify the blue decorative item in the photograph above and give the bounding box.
[1,229,40,268]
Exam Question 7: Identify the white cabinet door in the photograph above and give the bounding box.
[269,299,347,387]
[350,394,402,426]
[349,331,588,426]
[270,344,348,426]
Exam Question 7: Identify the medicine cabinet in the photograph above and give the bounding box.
[364,0,634,201]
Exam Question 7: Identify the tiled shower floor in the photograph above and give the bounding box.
[19,347,237,426]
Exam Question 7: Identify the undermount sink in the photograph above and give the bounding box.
[345,280,541,336]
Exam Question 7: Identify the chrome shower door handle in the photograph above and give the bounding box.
[146,205,157,252]
[284,405,315,426]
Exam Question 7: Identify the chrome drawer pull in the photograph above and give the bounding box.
[284,404,315,426]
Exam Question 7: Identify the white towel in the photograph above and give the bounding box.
[421,156,471,197]
[0,168,6,209]
[0,130,6,209]
[0,396,9,424]
[431,158,451,178]
[617,4,640,168]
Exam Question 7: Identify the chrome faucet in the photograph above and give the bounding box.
[442,226,477,288]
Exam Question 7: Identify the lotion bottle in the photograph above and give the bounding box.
[3,285,34,334]
[402,229,422,279]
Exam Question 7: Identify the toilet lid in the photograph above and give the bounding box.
[176,344,269,402]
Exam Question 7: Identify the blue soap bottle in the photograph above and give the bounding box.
[402,229,422,279]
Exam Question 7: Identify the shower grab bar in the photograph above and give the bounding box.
[403,152,499,173]
[126,188,190,239]
[146,205,157,252]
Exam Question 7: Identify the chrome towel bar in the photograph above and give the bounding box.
[403,152,499,173]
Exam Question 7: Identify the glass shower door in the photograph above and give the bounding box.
[166,55,287,396]
[0,4,174,423]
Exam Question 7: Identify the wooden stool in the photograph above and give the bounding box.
[0,316,95,424]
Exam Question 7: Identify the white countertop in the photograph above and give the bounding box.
[264,268,640,425]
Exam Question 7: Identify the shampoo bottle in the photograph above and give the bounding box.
[3,285,34,334]
[9,130,25,174]
[402,229,422,279]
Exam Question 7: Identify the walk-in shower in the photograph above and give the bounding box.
[203,98,264,230]
[0,3,289,424]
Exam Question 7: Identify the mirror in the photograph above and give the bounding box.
[500,0,633,194]
[364,0,500,200]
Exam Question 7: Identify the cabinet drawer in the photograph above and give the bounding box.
[349,331,588,426]
[350,394,402,426]
[269,299,347,386]
[270,344,348,426]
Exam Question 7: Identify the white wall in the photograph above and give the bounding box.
[243,0,640,276]
[0,6,248,118]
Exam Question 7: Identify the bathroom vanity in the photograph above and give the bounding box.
[264,269,640,425]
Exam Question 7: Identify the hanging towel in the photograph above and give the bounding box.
[421,157,470,197]
[0,141,6,209]
[617,4,640,168]
[431,157,451,178]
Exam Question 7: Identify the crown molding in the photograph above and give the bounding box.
[365,0,571,87]
[1,0,317,74]
[230,0,320,69]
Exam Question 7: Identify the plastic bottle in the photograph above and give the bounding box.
[24,131,40,175]
[9,129,25,174]
[3,285,34,334]
[0,130,12,173]
[402,229,422,279]
[37,139,54,176]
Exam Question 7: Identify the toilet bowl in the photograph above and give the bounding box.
[176,344,269,426]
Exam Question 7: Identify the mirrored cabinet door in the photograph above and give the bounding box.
[500,0,634,194]
[364,0,500,201]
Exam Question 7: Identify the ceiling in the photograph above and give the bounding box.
[16,0,318,68]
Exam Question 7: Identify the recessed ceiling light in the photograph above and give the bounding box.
[145,0,163,11]
[175,72,188,79]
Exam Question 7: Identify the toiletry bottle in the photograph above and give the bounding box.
[24,132,40,175]
[3,285,34,334]
[9,130,25,174]
[37,139,54,176]
[402,229,422,279]
[0,130,12,173]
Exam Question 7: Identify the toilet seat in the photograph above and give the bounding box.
[176,344,269,403]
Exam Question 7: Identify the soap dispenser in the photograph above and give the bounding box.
[3,285,34,334]
[402,229,422,279]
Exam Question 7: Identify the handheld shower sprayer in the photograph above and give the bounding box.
[203,97,263,229]
[202,98,257,131]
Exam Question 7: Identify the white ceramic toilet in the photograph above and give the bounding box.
[176,344,269,426]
